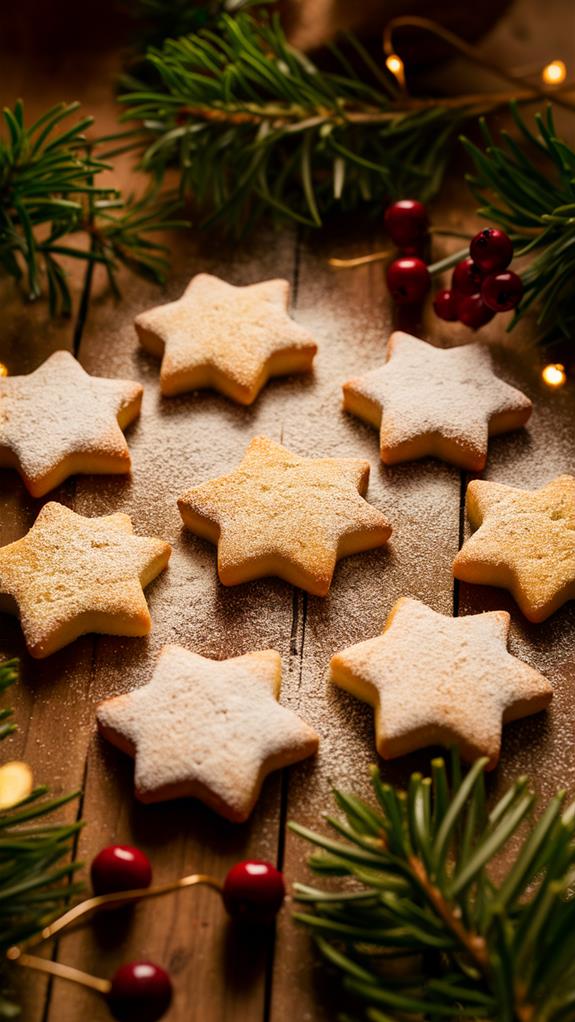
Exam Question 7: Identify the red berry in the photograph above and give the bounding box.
[91,846,153,897]
[433,289,459,322]
[384,199,428,247]
[222,860,285,925]
[386,257,430,305]
[452,257,483,296]
[108,962,173,1022]
[470,228,513,274]
[481,270,523,312]
[458,294,495,330]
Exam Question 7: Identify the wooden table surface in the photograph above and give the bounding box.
[1,2,575,1020]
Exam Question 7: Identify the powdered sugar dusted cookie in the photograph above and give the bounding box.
[177,435,392,596]
[454,475,575,622]
[135,273,317,403]
[0,502,171,658]
[0,350,143,496]
[330,597,552,767]
[97,645,319,820]
[342,332,532,470]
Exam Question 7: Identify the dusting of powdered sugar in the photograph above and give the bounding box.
[178,434,391,591]
[0,501,170,656]
[96,644,319,819]
[343,332,532,458]
[0,349,142,486]
[135,274,317,394]
[331,597,552,761]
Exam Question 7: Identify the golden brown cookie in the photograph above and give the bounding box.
[135,273,317,403]
[453,475,575,622]
[330,597,552,767]
[177,435,392,595]
[342,332,532,470]
[0,502,171,658]
[97,645,319,821]
[0,350,143,496]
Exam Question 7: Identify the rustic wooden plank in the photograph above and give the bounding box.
[0,279,89,1022]
[0,35,127,1021]
[44,226,303,1022]
[269,220,464,1020]
[458,332,575,804]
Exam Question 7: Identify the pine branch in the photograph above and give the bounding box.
[290,751,575,1022]
[0,660,82,1016]
[462,103,575,349]
[117,9,475,235]
[0,100,187,316]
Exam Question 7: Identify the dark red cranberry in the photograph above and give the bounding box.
[384,199,428,247]
[108,962,173,1022]
[433,289,459,322]
[481,270,524,312]
[91,846,153,897]
[222,860,285,925]
[470,228,513,274]
[452,257,483,296]
[386,257,431,305]
[458,294,496,330]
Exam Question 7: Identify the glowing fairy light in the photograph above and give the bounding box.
[385,54,406,88]
[541,363,567,388]
[0,363,8,377]
[542,60,567,85]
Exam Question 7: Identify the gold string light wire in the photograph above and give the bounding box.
[7,872,223,994]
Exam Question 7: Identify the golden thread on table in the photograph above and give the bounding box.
[7,873,224,995]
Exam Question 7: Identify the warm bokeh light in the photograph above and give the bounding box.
[542,60,567,85]
[0,761,33,810]
[542,363,567,388]
[385,54,405,86]
[0,362,8,377]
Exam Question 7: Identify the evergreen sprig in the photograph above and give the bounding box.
[0,659,81,1016]
[0,100,186,315]
[462,104,575,349]
[118,9,473,234]
[290,751,575,1022]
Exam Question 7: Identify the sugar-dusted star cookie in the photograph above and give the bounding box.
[0,502,171,658]
[0,350,143,497]
[330,597,552,767]
[97,645,319,820]
[342,332,532,470]
[135,273,317,403]
[177,435,392,596]
[453,475,575,622]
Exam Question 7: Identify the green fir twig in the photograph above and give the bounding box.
[0,659,82,1016]
[117,8,477,235]
[290,751,575,1022]
[0,100,187,315]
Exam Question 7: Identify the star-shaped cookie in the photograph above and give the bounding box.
[177,435,392,596]
[342,332,532,470]
[0,502,171,658]
[0,350,143,496]
[135,273,317,403]
[453,475,575,622]
[97,645,319,821]
[330,597,552,767]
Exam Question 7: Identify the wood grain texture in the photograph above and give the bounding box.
[1,2,575,1020]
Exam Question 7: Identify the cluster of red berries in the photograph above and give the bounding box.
[383,201,523,330]
[433,227,523,330]
[90,845,285,1022]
